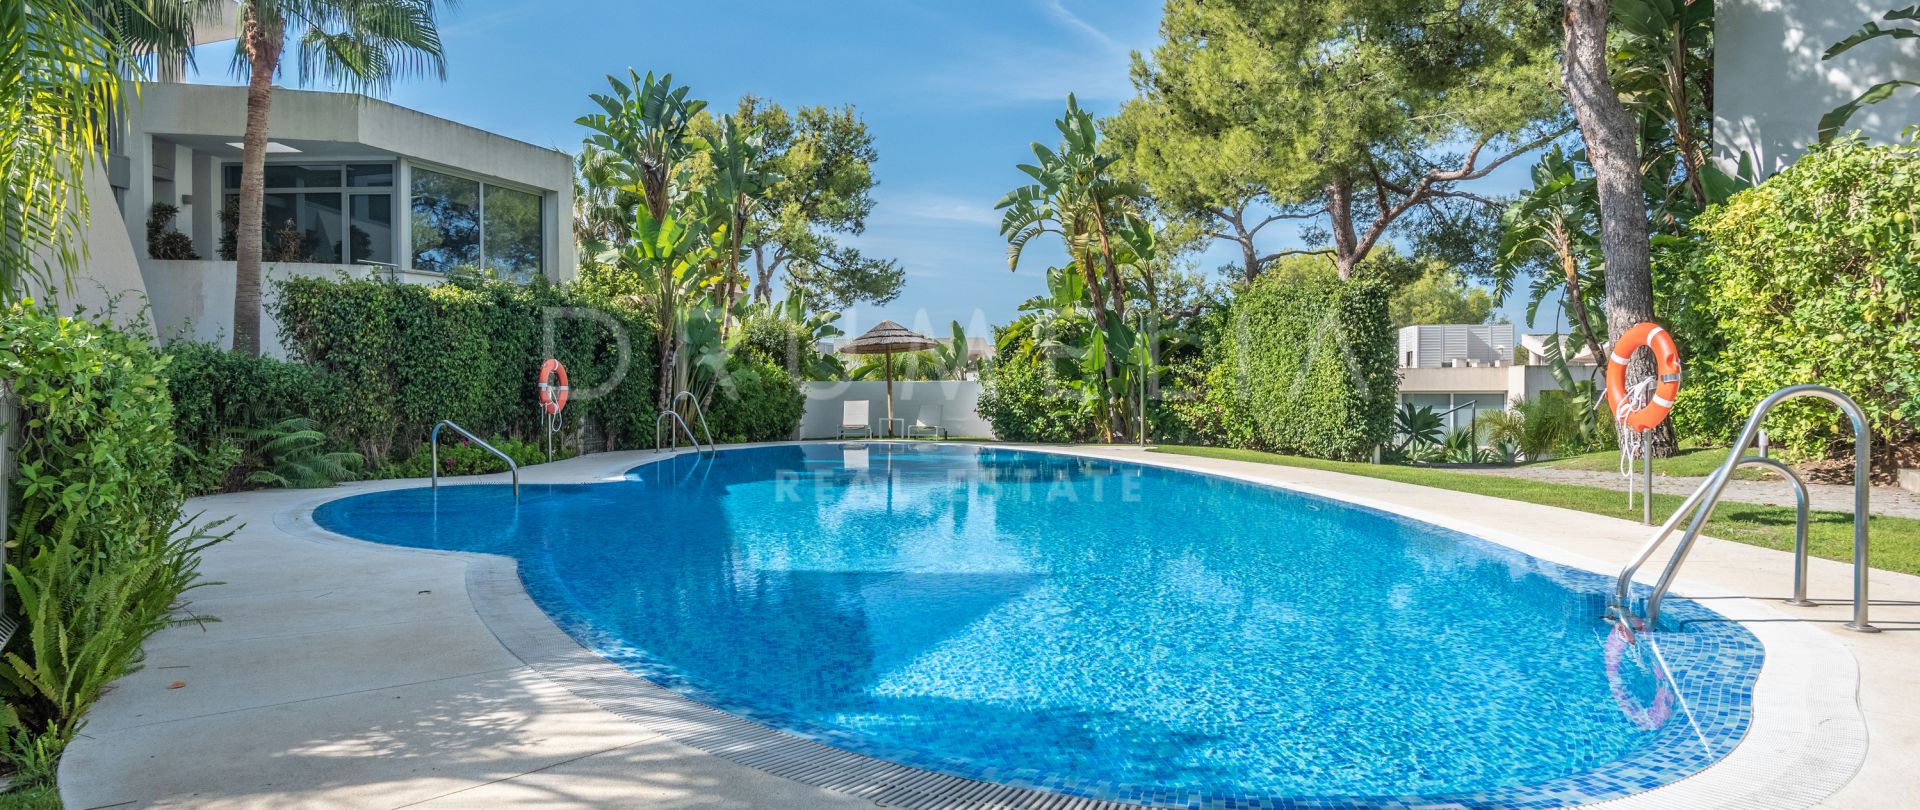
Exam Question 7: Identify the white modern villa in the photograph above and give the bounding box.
[45,11,576,357]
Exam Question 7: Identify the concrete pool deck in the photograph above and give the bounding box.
[60,442,1920,809]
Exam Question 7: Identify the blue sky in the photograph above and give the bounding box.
[188,0,1539,338]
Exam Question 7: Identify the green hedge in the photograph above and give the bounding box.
[271,274,657,463]
[0,304,220,783]
[1204,276,1397,460]
[164,342,346,492]
[704,356,806,443]
[976,322,1098,443]
[1681,137,1920,464]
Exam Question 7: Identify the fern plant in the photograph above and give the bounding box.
[243,418,364,488]
[0,515,228,783]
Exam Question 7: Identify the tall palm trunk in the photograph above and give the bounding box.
[1563,0,1674,455]
[233,22,282,356]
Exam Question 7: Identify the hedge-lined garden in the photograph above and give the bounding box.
[0,304,224,784]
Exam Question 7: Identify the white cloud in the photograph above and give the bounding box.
[1039,0,1121,52]
[884,192,1004,227]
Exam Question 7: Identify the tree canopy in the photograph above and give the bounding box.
[1111,0,1568,281]
[692,96,903,310]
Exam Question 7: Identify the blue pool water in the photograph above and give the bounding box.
[315,444,1762,807]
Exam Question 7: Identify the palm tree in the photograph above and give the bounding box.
[578,70,706,408]
[1492,145,1607,355]
[3,0,208,302]
[997,94,1149,440]
[226,0,455,355]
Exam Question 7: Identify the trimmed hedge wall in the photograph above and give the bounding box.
[270,274,657,462]
[1204,276,1397,460]
[1676,137,1919,466]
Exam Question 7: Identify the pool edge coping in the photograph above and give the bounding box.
[277,441,1868,810]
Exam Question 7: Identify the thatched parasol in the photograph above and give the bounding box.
[840,321,938,436]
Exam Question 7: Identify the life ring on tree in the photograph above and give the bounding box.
[1605,322,1682,433]
[537,359,569,415]
[1604,623,1677,730]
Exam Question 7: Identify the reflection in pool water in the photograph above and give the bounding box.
[314,443,1762,806]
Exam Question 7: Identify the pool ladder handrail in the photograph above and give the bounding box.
[430,420,519,501]
[1609,384,1873,638]
[656,390,716,454]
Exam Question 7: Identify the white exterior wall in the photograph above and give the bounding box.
[23,164,150,333]
[140,259,449,357]
[798,381,993,440]
[1717,0,1920,176]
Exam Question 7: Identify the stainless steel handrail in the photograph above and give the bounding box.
[1611,384,1873,635]
[670,390,716,452]
[430,420,519,501]
[655,409,702,453]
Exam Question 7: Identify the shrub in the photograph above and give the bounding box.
[271,273,658,464]
[145,203,197,260]
[1204,276,1397,460]
[164,342,346,493]
[1683,136,1920,467]
[704,356,805,443]
[378,434,562,478]
[976,329,1098,443]
[736,318,843,381]
[0,303,224,784]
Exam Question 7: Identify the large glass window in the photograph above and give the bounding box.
[483,185,543,282]
[220,161,394,264]
[411,166,545,280]
[350,195,393,265]
[409,168,481,271]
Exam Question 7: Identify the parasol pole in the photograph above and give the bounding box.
[885,350,895,436]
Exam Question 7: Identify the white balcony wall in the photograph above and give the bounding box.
[141,259,447,356]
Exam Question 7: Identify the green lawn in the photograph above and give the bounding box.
[1152,445,1920,576]
[1540,446,1770,479]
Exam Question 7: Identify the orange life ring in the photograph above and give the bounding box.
[1605,322,1682,433]
[537,359,569,415]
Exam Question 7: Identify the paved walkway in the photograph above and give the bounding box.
[60,443,1920,809]
[1453,463,1920,518]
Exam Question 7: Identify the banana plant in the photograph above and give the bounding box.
[578,70,709,410]
[996,94,1151,441]
[1492,146,1608,356]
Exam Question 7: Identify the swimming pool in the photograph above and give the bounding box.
[314,443,1763,807]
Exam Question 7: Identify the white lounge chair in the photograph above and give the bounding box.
[838,400,873,439]
[908,404,946,440]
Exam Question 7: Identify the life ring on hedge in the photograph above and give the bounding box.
[1605,322,1682,433]
[537,359,569,415]
[1604,623,1677,730]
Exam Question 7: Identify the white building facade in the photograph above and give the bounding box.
[108,81,575,354]
[1395,325,1601,433]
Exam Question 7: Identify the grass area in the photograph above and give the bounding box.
[1541,446,1770,479]
[0,784,60,810]
[1153,445,1920,576]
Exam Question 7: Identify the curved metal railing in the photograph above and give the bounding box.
[656,390,716,454]
[431,420,519,501]
[1610,384,1873,636]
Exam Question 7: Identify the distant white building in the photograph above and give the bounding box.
[1396,324,1600,432]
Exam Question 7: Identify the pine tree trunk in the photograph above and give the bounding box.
[232,25,281,357]
[1563,0,1675,456]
